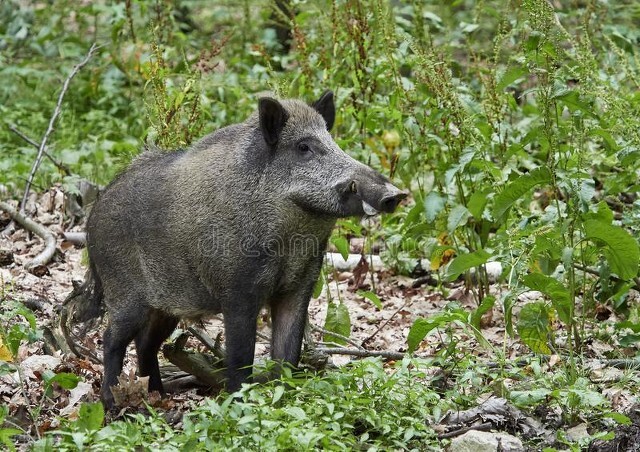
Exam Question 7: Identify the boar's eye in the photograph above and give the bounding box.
[297,142,312,154]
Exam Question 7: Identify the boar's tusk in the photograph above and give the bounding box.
[362,201,379,216]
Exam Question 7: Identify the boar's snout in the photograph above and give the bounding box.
[379,189,407,213]
[337,175,407,217]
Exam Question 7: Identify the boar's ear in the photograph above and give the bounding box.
[259,97,289,147]
[311,90,335,131]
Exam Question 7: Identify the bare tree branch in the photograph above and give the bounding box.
[0,200,56,272]
[8,124,71,176]
[19,43,100,213]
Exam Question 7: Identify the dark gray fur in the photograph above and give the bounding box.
[69,91,405,409]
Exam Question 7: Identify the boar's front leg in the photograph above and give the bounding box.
[222,299,261,393]
[270,284,315,370]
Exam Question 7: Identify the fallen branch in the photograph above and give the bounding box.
[0,200,56,272]
[162,333,226,389]
[313,346,404,360]
[19,43,100,213]
[187,326,226,359]
[438,422,493,440]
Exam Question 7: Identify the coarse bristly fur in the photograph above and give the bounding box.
[63,91,406,410]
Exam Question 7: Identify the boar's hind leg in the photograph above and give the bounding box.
[134,309,179,394]
[270,290,312,369]
[101,307,147,409]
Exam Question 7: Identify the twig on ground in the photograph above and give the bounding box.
[437,422,493,440]
[0,200,56,272]
[19,43,100,213]
[360,299,410,347]
[7,124,71,176]
[310,324,365,350]
[314,346,404,360]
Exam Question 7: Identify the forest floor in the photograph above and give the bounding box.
[1,189,638,450]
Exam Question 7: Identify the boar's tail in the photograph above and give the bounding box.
[59,262,105,362]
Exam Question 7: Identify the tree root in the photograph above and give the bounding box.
[0,200,56,273]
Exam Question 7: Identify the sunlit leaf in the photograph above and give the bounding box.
[493,167,551,219]
[516,302,552,354]
[358,291,383,310]
[584,219,640,280]
[444,250,491,281]
[332,236,350,261]
[522,273,572,325]
[424,192,445,223]
[324,303,351,345]
[447,204,471,233]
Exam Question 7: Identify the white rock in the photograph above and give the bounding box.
[565,423,590,442]
[60,382,93,417]
[13,354,62,380]
[449,430,523,452]
[469,261,503,283]
[325,253,383,272]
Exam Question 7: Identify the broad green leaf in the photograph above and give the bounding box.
[332,236,350,261]
[48,372,81,390]
[522,273,572,325]
[516,302,552,354]
[0,428,21,447]
[579,179,596,205]
[424,192,445,223]
[493,167,551,219]
[510,388,552,406]
[444,250,491,281]
[469,296,496,330]
[358,291,383,310]
[75,402,104,432]
[447,204,471,233]
[467,188,491,220]
[497,65,527,91]
[407,312,466,353]
[312,271,325,298]
[590,128,619,152]
[554,89,598,119]
[584,201,613,223]
[584,219,640,280]
[503,292,516,337]
[566,388,607,408]
[614,321,640,333]
[619,334,640,347]
[401,202,423,230]
[285,406,307,421]
[272,385,285,404]
[603,412,631,425]
[323,303,351,345]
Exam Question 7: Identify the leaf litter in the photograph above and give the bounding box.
[1,188,639,450]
